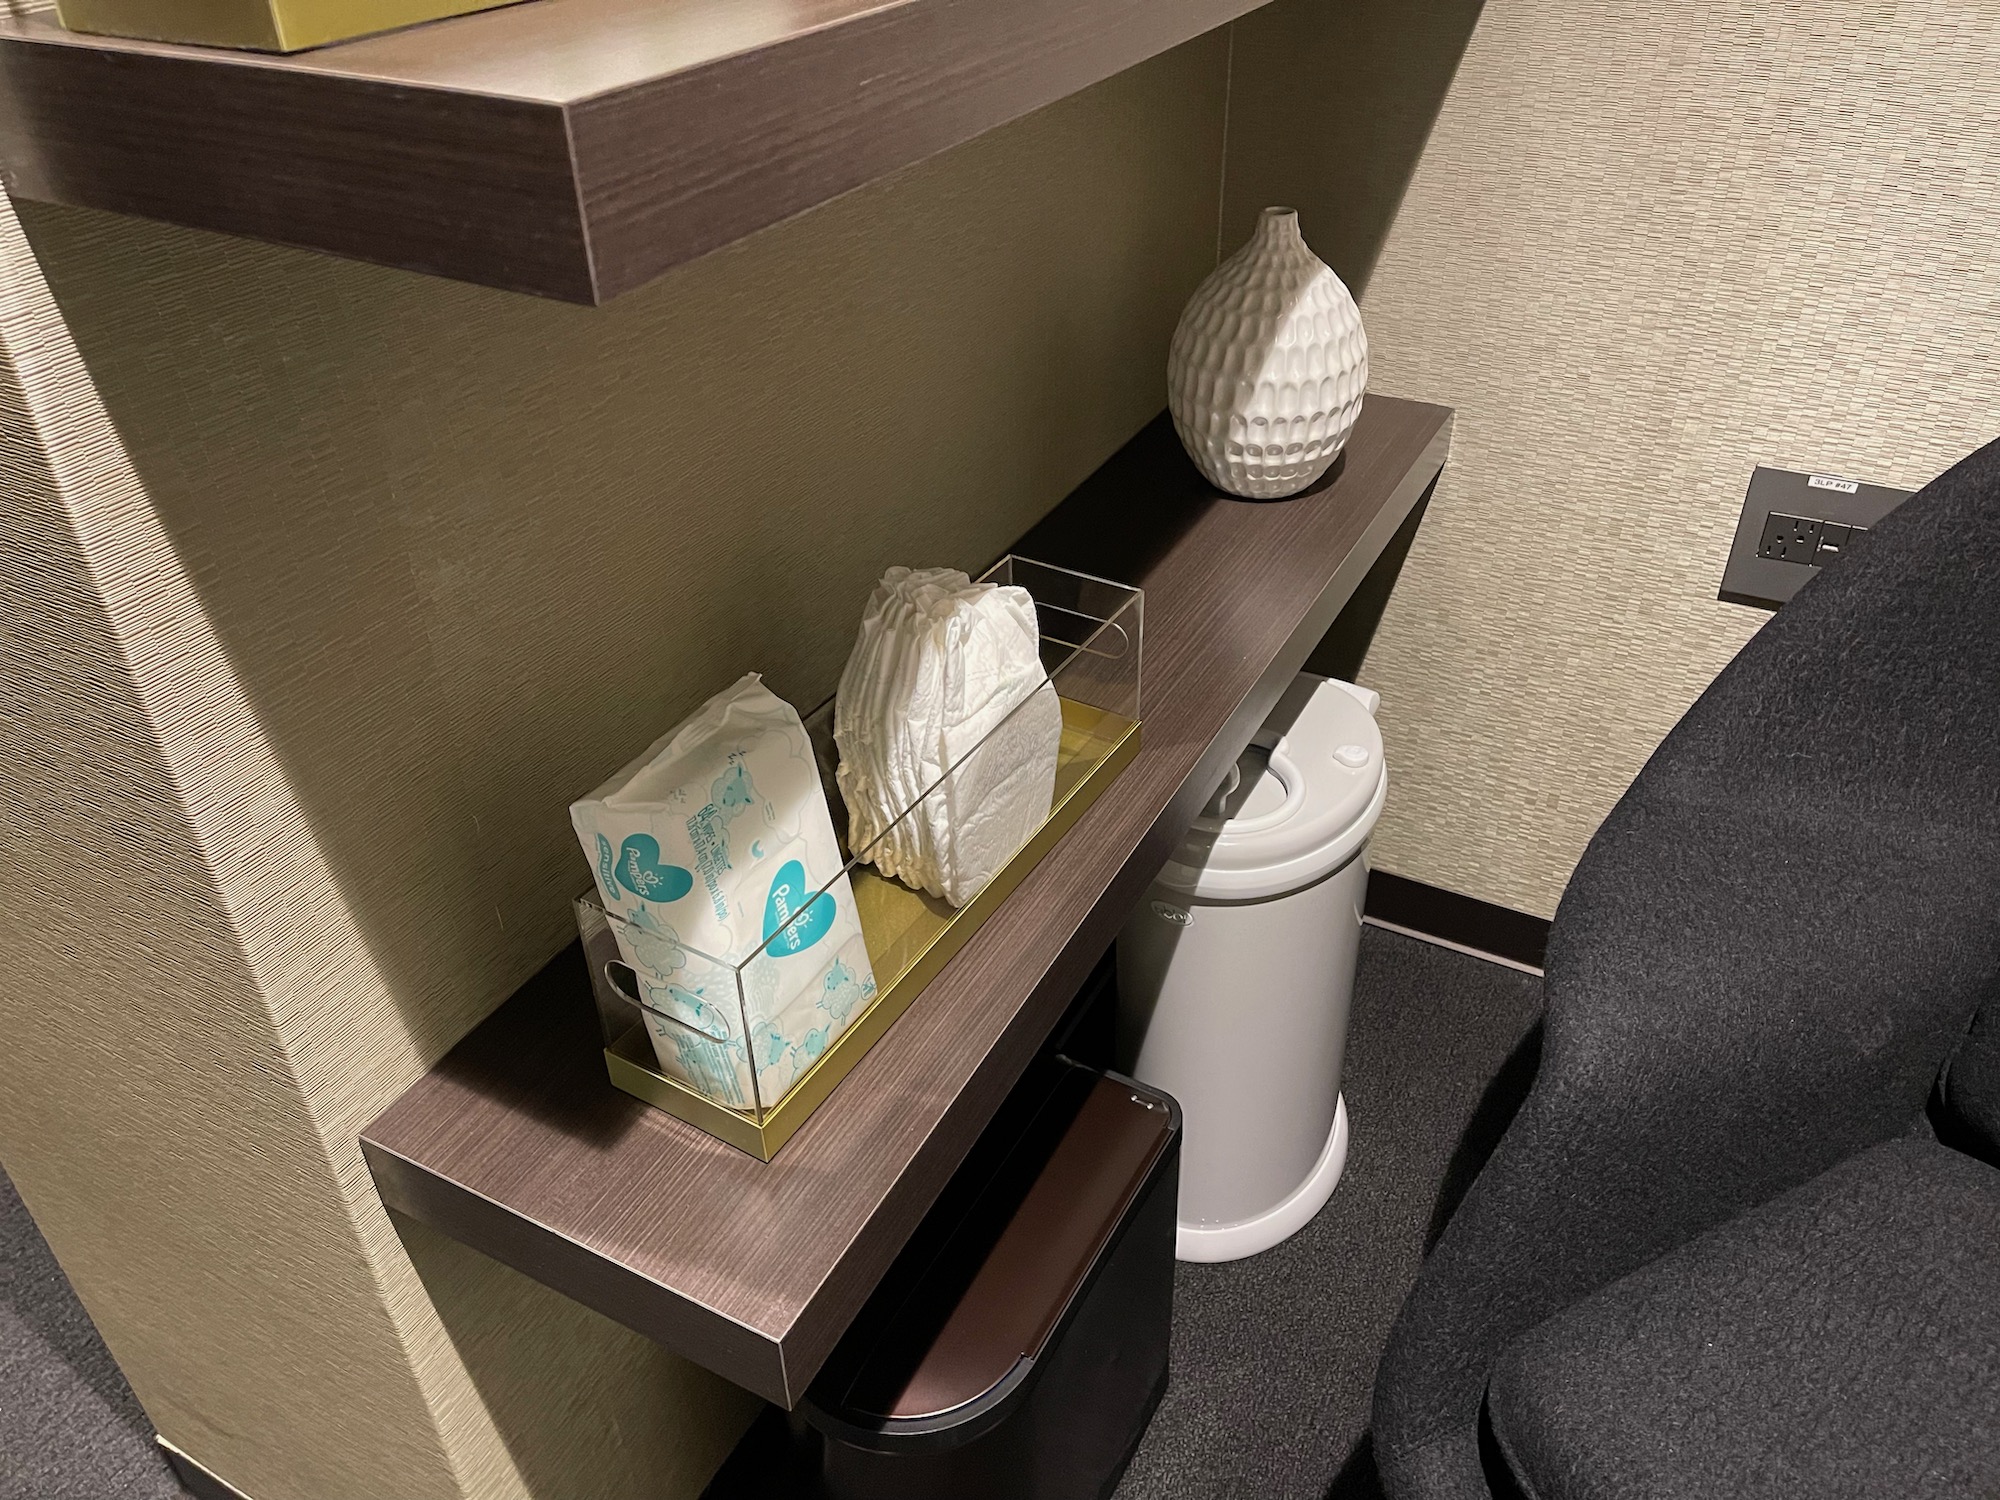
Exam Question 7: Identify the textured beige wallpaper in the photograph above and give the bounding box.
[0,32,1228,1500]
[0,190,521,1500]
[1230,0,2000,917]
[23,6,1997,1493]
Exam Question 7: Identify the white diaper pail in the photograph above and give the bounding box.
[1116,673,1386,1262]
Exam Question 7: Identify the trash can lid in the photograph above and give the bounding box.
[801,1063,1178,1448]
[1157,674,1386,901]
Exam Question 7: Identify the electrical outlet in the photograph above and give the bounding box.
[1757,513,1823,563]
[1720,468,1911,611]
[1755,513,1872,567]
[1813,522,1860,562]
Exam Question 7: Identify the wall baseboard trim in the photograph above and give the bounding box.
[158,1436,255,1500]
[1363,870,1549,974]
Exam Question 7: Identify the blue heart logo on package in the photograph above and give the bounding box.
[763,859,835,955]
[613,833,695,903]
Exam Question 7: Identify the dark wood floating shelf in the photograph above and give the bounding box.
[0,0,1272,303]
[362,397,1453,1405]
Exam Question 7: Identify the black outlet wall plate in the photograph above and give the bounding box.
[1719,466,1912,611]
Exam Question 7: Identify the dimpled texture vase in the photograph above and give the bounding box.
[1168,207,1369,499]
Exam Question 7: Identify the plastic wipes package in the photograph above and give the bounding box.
[570,674,878,1110]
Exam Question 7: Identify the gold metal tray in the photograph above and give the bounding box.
[604,698,1140,1159]
[55,0,529,53]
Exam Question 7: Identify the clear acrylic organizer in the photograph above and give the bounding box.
[576,556,1143,1159]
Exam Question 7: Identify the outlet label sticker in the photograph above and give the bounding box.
[1808,475,1860,494]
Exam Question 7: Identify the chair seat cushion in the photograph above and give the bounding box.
[1486,1137,2000,1500]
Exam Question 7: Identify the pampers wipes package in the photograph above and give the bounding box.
[571,674,877,1111]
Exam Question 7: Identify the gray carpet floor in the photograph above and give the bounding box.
[1113,927,1544,1500]
[1,926,1542,1500]
[0,1173,189,1499]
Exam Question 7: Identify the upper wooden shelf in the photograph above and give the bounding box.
[361,397,1453,1406]
[0,0,1270,303]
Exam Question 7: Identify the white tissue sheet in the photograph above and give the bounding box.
[571,674,877,1110]
[834,568,1062,907]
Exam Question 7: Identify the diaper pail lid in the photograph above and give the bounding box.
[1156,674,1385,901]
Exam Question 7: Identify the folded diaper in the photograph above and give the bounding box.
[834,568,1062,907]
[571,674,877,1111]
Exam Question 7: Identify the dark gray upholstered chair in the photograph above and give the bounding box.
[1372,438,2000,1500]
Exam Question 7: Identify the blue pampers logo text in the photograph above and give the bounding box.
[763,859,836,955]
[613,833,694,904]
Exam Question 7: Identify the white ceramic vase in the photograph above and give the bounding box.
[1167,207,1369,499]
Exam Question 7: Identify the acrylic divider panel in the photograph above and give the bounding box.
[577,557,1143,1159]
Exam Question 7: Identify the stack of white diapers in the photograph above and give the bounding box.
[834,567,1062,907]
[571,674,878,1111]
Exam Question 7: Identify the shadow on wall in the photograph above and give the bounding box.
[393,1212,762,1500]
[1221,0,1488,298]
[9,30,1229,1081]
[5,36,1231,1497]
